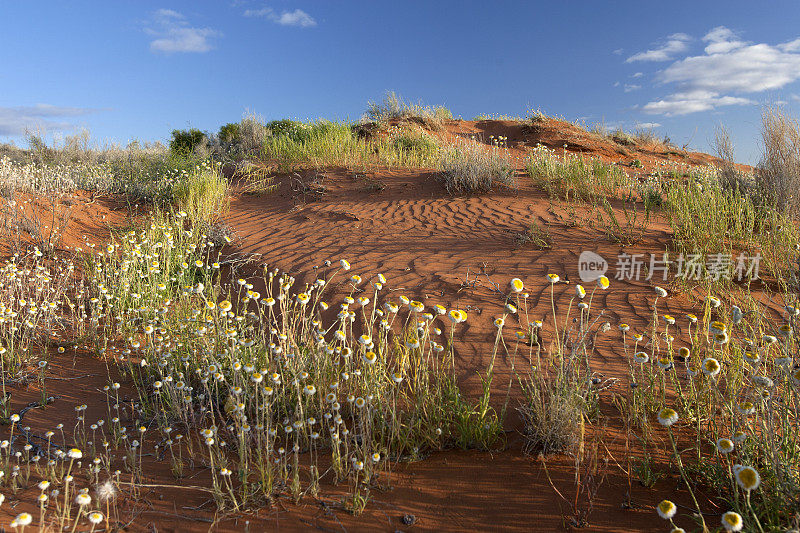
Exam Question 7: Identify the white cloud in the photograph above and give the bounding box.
[243,7,273,17]
[146,9,220,53]
[639,26,800,115]
[631,72,643,78]
[636,122,661,129]
[277,9,316,27]
[703,26,747,54]
[661,45,800,94]
[779,38,800,52]
[0,104,97,136]
[244,7,316,27]
[624,84,641,93]
[626,33,691,62]
[643,90,753,116]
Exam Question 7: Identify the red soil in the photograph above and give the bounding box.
[0,121,751,531]
[379,117,752,175]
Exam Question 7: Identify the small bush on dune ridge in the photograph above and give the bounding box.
[266,119,340,144]
[235,113,270,155]
[214,112,271,160]
[0,142,28,164]
[173,115,272,162]
[439,137,514,194]
[218,123,240,144]
[365,91,452,130]
[632,127,670,147]
[588,124,672,150]
[473,113,527,121]
[170,128,207,156]
[610,129,635,146]
[224,107,446,166]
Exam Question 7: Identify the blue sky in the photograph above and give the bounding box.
[2,1,799,163]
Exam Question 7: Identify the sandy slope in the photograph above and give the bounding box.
[217,160,710,531]
[226,166,694,397]
[0,122,746,531]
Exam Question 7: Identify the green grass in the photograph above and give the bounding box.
[172,162,230,224]
[262,120,443,172]
[388,127,439,159]
[661,169,798,282]
[526,145,632,202]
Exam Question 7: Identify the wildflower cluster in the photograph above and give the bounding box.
[622,288,799,531]
[82,213,502,512]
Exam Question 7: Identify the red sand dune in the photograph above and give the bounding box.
[0,120,752,531]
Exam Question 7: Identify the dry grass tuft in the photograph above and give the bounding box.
[714,126,751,195]
[439,139,514,194]
[365,91,452,131]
[757,105,800,216]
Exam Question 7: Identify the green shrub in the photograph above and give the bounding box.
[433,106,453,121]
[263,121,356,170]
[170,128,207,155]
[213,114,270,159]
[262,120,441,171]
[218,123,240,144]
